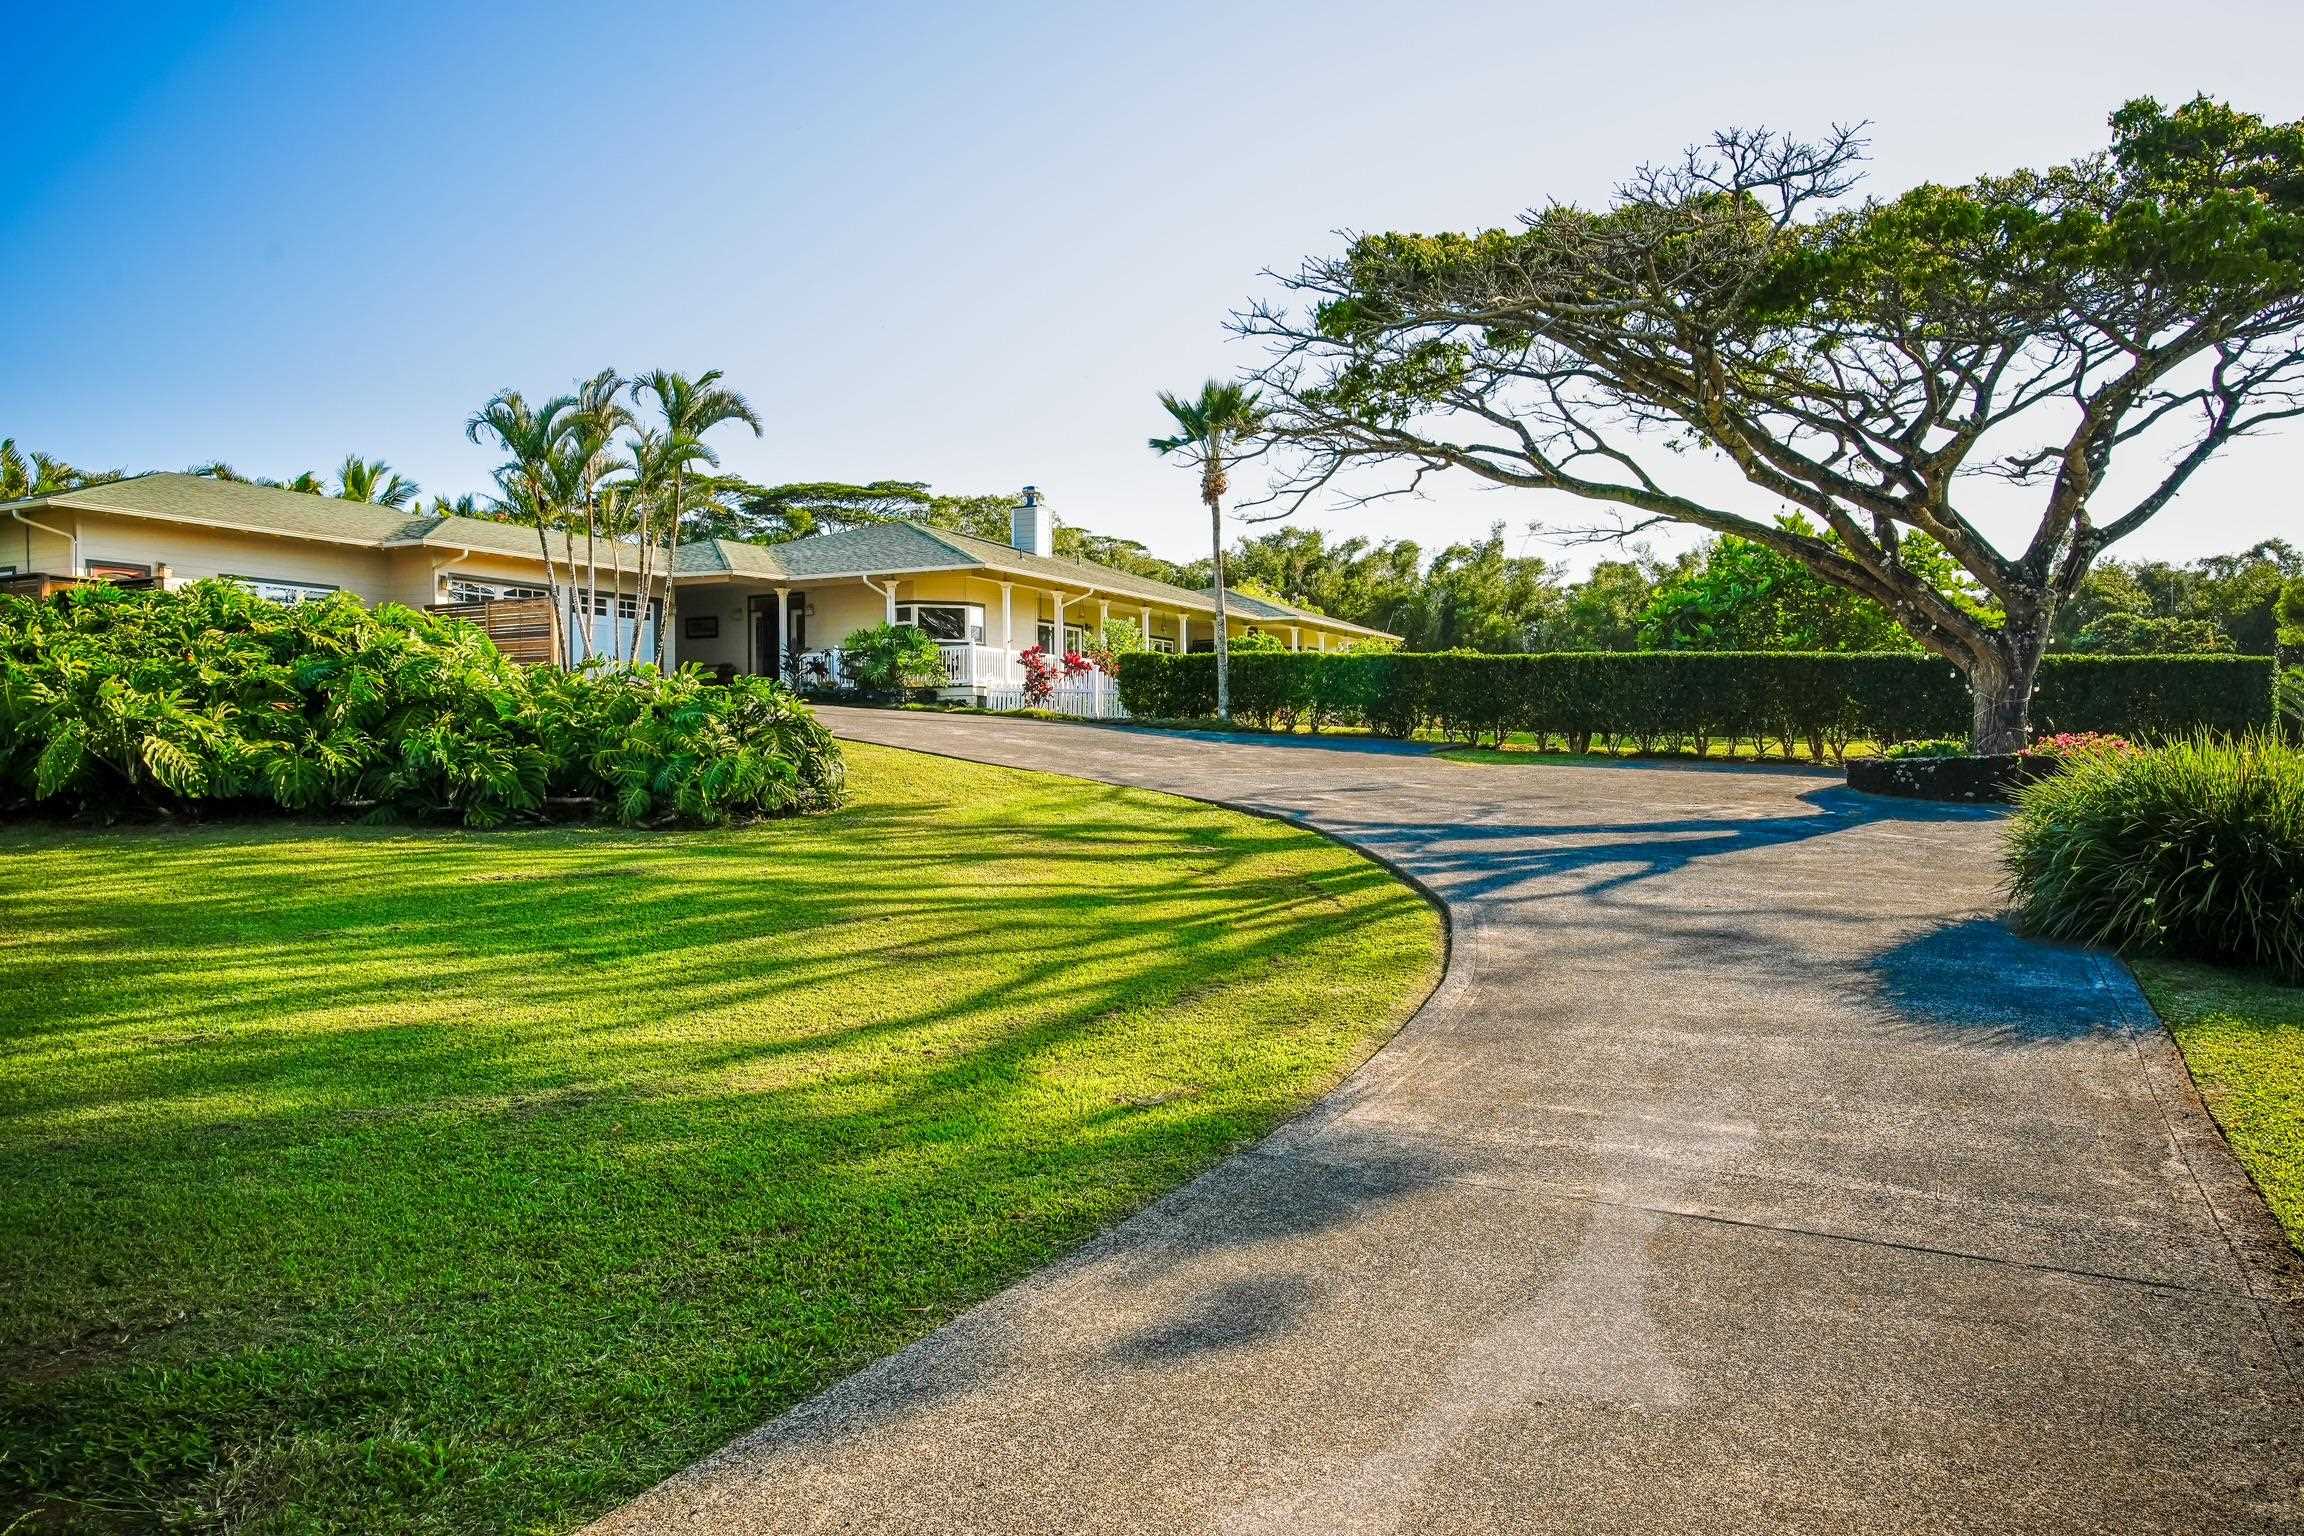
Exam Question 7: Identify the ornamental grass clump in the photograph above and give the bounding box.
[2005,735,2304,981]
[0,581,844,827]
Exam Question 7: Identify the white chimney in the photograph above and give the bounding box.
[1011,485,1054,558]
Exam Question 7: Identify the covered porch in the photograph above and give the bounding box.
[673,571,1336,704]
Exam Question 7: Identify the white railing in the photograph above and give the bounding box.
[935,643,1009,688]
[979,674,1131,720]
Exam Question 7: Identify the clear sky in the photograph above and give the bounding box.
[4,0,2298,571]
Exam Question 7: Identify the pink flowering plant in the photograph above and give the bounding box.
[2020,731,2139,762]
[1018,644,1092,707]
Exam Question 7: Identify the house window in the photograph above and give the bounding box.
[1035,622,1087,654]
[85,559,152,581]
[895,603,984,642]
[443,576,548,603]
[229,575,338,606]
[580,591,644,619]
[1149,636,1177,654]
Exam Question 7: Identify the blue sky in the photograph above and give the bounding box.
[5,0,2300,571]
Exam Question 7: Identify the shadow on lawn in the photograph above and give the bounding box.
[0,776,1445,1530]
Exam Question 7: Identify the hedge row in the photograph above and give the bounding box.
[1113,650,2274,755]
[1,582,847,825]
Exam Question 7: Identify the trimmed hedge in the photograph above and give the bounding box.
[1114,650,2274,755]
[0,581,846,826]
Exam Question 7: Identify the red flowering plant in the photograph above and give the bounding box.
[1018,644,1092,707]
[2020,731,2139,762]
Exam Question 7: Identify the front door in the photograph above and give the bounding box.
[750,594,804,678]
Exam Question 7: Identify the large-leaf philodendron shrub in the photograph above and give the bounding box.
[0,582,844,826]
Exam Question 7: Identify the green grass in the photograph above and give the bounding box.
[0,743,1441,1534]
[2134,959,2304,1252]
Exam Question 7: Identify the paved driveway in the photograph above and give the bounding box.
[595,710,2303,1534]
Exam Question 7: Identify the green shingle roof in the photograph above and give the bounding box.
[6,472,549,558]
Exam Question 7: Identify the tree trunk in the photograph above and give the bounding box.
[655,470,682,670]
[1968,626,2047,755]
[1209,495,1230,721]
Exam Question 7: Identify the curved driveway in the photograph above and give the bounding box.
[597,709,2303,1535]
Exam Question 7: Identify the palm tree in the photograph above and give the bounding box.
[618,425,717,666]
[1151,380,1269,720]
[334,455,420,508]
[562,370,632,663]
[255,470,328,495]
[467,389,581,664]
[631,370,762,667]
[425,493,484,518]
[1,441,121,500]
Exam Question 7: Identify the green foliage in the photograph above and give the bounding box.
[2007,735,2304,981]
[1116,650,2275,754]
[1639,514,1982,652]
[1884,739,1968,759]
[2057,541,2299,654]
[839,622,947,694]
[2030,654,2274,737]
[0,582,843,826]
[2278,578,2304,650]
[2070,613,2235,654]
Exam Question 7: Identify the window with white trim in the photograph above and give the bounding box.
[895,603,984,642]
[1148,635,1176,653]
[443,575,548,603]
[1034,622,1088,654]
[229,575,338,606]
[579,591,646,619]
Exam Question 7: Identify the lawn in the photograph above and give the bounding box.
[0,742,1441,1534]
[2134,960,2304,1253]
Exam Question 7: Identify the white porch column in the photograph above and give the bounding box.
[775,587,791,678]
[1052,593,1069,654]
[1140,603,1152,641]
[1290,626,1301,651]
[1318,631,1329,653]
[1098,598,1110,629]
[1000,582,1015,683]
[1176,609,1190,652]
[884,579,897,624]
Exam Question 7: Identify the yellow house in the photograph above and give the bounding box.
[3,475,1393,703]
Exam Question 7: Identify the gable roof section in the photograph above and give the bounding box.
[5,472,546,559]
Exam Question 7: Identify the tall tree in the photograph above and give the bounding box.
[560,370,632,663]
[1242,97,2304,750]
[333,455,420,508]
[466,389,580,665]
[631,370,763,666]
[1151,380,1270,719]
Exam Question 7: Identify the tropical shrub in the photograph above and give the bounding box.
[2018,731,2138,763]
[2006,735,2304,982]
[1018,644,1090,707]
[1112,650,2273,752]
[0,581,844,826]
[839,623,945,694]
[1883,739,1968,759]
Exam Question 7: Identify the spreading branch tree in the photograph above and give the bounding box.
[1239,96,2304,750]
